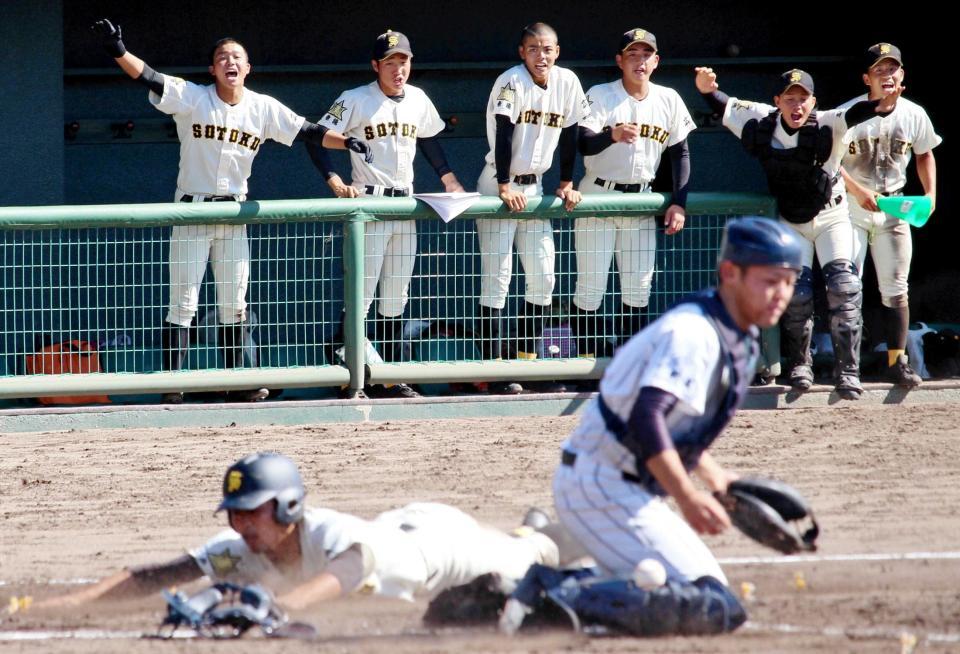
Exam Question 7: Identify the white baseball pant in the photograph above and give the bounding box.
[848,196,912,306]
[361,219,417,318]
[374,502,559,595]
[573,178,657,311]
[779,198,856,269]
[475,165,555,309]
[553,454,726,584]
[166,191,250,327]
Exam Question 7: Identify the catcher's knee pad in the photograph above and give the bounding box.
[823,259,863,317]
[882,292,909,309]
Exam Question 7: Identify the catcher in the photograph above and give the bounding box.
[29,452,562,613]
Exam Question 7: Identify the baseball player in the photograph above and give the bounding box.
[308,30,464,400]
[572,28,695,358]
[475,22,590,394]
[92,19,371,404]
[553,218,801,590]
[839,43,940,388]
[696,66,901,399]
[35,452,561,611]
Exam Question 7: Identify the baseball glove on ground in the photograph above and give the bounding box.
[716,477,819,554]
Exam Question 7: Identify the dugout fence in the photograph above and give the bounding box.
[0,193,776,401]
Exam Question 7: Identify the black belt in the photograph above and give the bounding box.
[825,194,843,208]
[180,194,237,203]
[364,185,409,197]
[595,177,647,193]
[880,189,904,197]
[513,174,538,186]
[561,449,645,485]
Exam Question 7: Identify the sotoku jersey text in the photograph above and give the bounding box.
[191,124,262,150]
[363,123,419,140]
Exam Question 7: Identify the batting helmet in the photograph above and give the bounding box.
[216,452,306,525]
[719,217,803,272]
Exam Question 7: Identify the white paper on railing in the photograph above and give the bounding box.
[413,192,482,223]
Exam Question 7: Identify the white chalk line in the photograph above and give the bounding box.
[718,550,960,565]
[3,551,960,589]
[746,621,960,644]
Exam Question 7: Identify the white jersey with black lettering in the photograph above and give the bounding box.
[839,94,941,193]
[581,80,695,184]
[319,82,446,189]
[482,64,590,177]
[722,98,852,196]
[150,75,304,197]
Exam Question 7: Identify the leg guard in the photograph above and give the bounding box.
[779,266,814,369]
[476,305,503,360]
[507,564,747,636]
[823,259,863,378]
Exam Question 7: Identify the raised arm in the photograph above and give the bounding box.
[91,19,164,95]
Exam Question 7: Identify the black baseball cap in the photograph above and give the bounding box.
[864,42,903,70]
[619,28,657,53]
[776,69,815,96]
[373,30,413,60]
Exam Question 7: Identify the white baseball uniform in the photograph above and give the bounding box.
[150,74,305,326]
[722,98,855,268]
[319,82,446,318]
[191,502,557,600]
[554,295,757,583]
[575,81,696,311]
[840,94,941,304]
[476,64,590,309]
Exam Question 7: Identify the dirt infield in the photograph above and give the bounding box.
[2,402,960,652]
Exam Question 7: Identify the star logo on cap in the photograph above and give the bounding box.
[880,43,891,54]
[208,549,242,577]
[790,70,802,83]
[634,30,646,40]
[387,34,399,48]
[226,470,243,493]
[325,100,347,123]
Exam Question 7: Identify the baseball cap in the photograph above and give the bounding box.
[864,42,903,70]
[619,28,657,53]
[775,69,815,96]
[373,30,413,60]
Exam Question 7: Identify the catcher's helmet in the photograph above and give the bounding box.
[216,452,306,524]
[719,216,803,272]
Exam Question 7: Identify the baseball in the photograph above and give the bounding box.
[633,558,667,589]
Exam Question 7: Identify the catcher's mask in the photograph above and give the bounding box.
[216,452,306,525]
[719,216,803,272]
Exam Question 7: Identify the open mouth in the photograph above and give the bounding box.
[225,69,239,81]
[790,110,804,123]
[881,80,896,91]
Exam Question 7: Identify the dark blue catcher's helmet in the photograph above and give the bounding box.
[719,217,803,272]
[216,452,306,524]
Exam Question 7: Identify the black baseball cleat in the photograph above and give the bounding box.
[525,380,568,393]
[789,365,814,392]
[161,391,184,404]
[488,381,524,395]
[888,354,922,388]
[834,374,863,400]
[226,388,270,403]
[365,383,420,399]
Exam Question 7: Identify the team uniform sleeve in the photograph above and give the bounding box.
[261,97,306,146]
[189,530,260,583]
[318,91,357,134]
[491,75,521,123]
[148,75,202,115]
[417,93,446,139]
[721,98,773,139]
[580,86,606,133]
[564,73,591,126]
[668,91,697,146]
[635,314,721,416]
[912,110,942,155]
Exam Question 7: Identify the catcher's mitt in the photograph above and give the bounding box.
[716,477,819,554]
[158,582,315,639]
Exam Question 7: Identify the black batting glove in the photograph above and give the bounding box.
[345,137,374,164]
[91,18,126,58]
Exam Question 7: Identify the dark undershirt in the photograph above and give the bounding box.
[621,386,680,464]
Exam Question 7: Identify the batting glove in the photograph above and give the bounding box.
[92,18,126,58]
[345,137,374,164]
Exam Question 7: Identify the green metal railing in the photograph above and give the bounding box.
[0,193,776,401]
